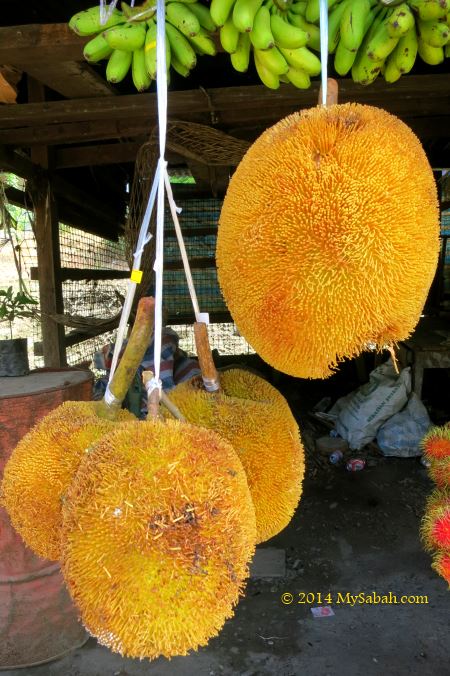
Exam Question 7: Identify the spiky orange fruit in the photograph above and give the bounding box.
[432,551,450,587]
[429,455,450,489]
[421,489,450,551]
[422,424,450,461]
[167,369,304,543]
[0,401,134,560]
[61,419,256,659]
[217,103,440,378]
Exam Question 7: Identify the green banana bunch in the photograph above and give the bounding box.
[69,2,217,91]
[69,0,450,93]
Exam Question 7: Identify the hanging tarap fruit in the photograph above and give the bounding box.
[166,368,305,543]
[61,419,256,659]
[216,103,440,378]
[0,297,155,561]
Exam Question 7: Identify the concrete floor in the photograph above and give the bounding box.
[3,450,448,676]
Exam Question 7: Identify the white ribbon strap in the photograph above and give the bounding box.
[104,383,121,407]
[163,170,202,321]
[319,0,329,105]
[99,0,119,25]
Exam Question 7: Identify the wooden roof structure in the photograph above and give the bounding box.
[1,0,449,366]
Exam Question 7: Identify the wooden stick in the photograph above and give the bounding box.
[143,370,161,420]
[142,370,186,421]
[193,322,220,393]
[318,78,339,106]
[98,296,155,420]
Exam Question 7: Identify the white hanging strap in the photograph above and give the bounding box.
[152,0,169,388]
[108,165,159,382]
[319,0,328,106]
[163,170,203,322]
[99,0,119,25]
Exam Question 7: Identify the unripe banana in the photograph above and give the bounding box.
[166,2,201,37]
[327,0,352,53]
[287,13,320,51]
[417,35,445,63]
[188,27,217,55]
[386,3,415,37]
[409,0,447,21]
[446,42,450,55]
[305,0,339,24]
[188,3,218,32]
[278,45,321,74]
[395,26,418,72]
[165,22,197,69]
[233,0,264,33]
[417,18,449,47]
[254,46,289,74]
[289,2,308,16]
[351,7,387,84]
[230,31,251,71]
[132,47,152,91]
[285,66,310,88]
[103,23,147,51]
[69,7,124,36]
[220,16,240,53]
[384,52,402,82]
[254,52,280,89]
[144,22,158,78]
[144,23,171,78]
[352,51,383,85]
[270,13,308,49]
[210,0,236,27]
[366,20,400,61]
[250,6,275,50]
[106,49,133,82]
[83,34,113,62]
[340,0,371,52]
[171,56,192,77]
[334,40,357,75]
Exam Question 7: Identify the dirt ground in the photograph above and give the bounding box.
[3,417,448,676]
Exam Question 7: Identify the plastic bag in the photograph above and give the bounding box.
[333,360,411,450]
[377,393,431,457]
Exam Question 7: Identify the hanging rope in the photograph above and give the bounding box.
[319,0,329,106]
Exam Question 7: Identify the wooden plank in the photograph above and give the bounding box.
[55,141,143,168]
[30,267,129,282]
[0,75,449,130]
[28,77,66,368]
[24,60,114,99]
[0,23,89,65]
[2,111,450,149]
[167,311,231,325]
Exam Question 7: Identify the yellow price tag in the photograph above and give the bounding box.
[145,40,157,52]
[130,269,143,284]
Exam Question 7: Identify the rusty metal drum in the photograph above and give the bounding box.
[0,369,92,669]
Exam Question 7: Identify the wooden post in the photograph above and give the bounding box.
[28,77,66,367]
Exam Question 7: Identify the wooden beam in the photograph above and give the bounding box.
[0,23,89,65]
[28,77,66,368]
[55,141,142,168]
[0,76,449,131]
[24,61,114,99]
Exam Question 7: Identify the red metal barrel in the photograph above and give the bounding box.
[0,369,92,669]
